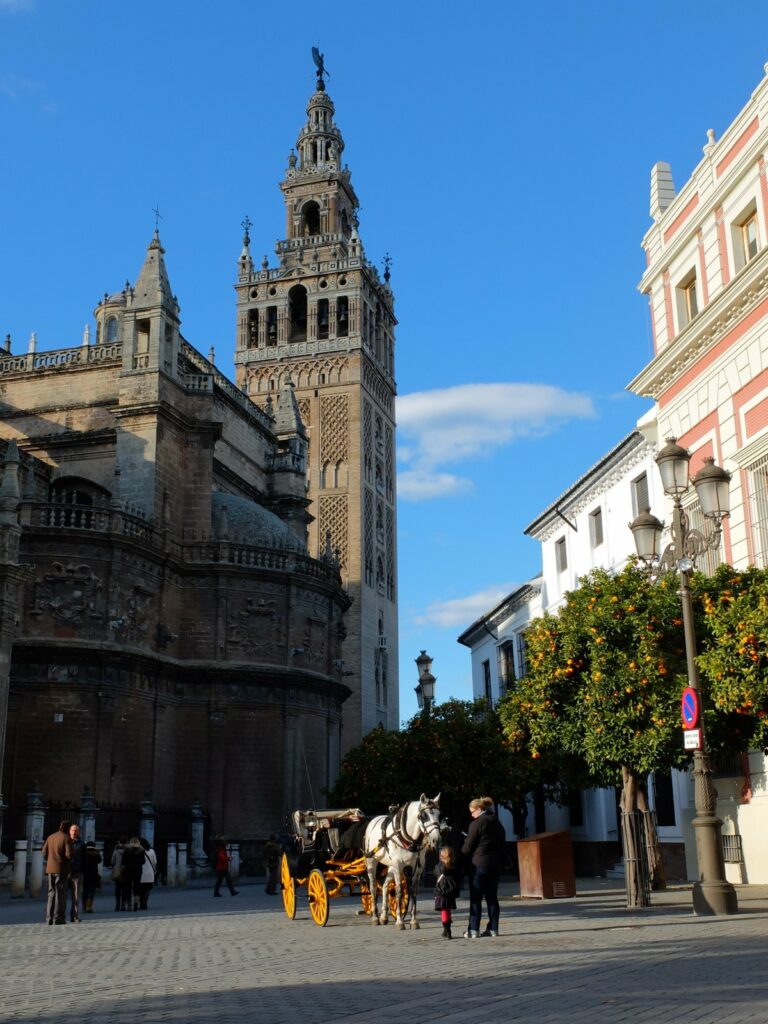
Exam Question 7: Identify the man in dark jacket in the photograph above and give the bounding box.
[42,821,74,925]
[68,823,86,922]
[461,797,506,939]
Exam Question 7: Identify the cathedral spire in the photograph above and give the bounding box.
[132,230,177,314]
[295,75,344,174]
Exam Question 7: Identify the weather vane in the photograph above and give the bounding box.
[241,214,252,245]
[383,253,392,283]
[312,46,329,84]
[152,205,162,232]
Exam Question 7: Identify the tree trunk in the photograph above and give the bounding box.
[619,766,651,909]
[637,780,667,891]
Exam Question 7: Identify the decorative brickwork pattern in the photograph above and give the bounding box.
[320,395,349,463]
[318,494,348,568]
[386,507,395,601]
[364,487,374,587]
[297,398,311,428]
[363,399,373,484]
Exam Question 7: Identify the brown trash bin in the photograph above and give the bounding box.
[516,830,576,898]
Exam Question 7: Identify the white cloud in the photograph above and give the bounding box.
[415,584,517,628]
[0,72,42,100]
[0,0,35,11]
[396,382,595,501]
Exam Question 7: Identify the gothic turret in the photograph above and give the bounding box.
[122,231,181,378]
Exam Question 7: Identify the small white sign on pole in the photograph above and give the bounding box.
[684,728,702,751]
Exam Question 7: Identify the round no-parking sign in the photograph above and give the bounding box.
[681,686,699,730]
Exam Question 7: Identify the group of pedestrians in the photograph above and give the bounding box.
[433,795,506,940]
[42,820,102,925]
[110,836,158,910]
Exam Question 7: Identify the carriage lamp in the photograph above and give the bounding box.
[628,438,737,917]
[414,649,436,715]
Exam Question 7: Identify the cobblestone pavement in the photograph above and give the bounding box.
[2,880,767,1024]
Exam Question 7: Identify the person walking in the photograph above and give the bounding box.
[213,840,239,897]
[461,796,506,939]
[137,837,157,910]
[264,834,280,895]
[110,837,128,910]
[121,837,146,911]
[42,821,74,925]
[67,823,86,922]
[82,841,102,913]
[433,845,460,939]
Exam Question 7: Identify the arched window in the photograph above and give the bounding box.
[288,286,307,342]
[340,209,350,237]
[106,317,119,342]
[317,298,329,340]
[301,201,320,236]
[376,557,385,596]
[336,296,349,338]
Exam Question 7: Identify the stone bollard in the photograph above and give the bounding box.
[139,798,156,849]
[78,787,98,843]
[177,842,188,887]
[190,801,206,875]
[25,788,45,848]
[95,841,105,883]
[166,842,177,888]
[228,843,240,882]
[29,841,43,898]
[12,839,28,898]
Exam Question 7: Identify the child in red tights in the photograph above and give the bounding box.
[433,845,459,939]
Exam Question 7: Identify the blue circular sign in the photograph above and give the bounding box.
[681,687,699,729]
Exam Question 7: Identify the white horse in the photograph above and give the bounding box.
[364,793,442,930]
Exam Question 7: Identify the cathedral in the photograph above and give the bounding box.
[0,61,399,856]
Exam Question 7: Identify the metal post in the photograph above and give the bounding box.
[673,501,738,916]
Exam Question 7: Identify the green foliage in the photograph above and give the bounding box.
[327,698,555,825]
[500,562,768,788]
[694,564,768,754]
[500,565,691,787]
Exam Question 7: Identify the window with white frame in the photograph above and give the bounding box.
[481,659,492,703]
[589,507,604,548]
[675,269,698,329]
[555,536,568,573]
[631,471,649,516]
[682,494,723,575]
[747,452,768,567]
[497,641,515,697]
[732,202,760,273]
[515,631,528,678]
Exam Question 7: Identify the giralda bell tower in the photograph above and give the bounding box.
[234,57,399,751]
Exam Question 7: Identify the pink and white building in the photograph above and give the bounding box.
[630,61,768,884]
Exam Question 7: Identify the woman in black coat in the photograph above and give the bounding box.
[461,796,506,939]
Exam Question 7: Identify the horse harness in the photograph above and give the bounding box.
[369,801,439,856]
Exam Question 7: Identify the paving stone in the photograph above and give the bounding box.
[0,881,767,1023]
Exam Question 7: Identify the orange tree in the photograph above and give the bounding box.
[498,564,690,903]
[327,698,563,829]
[694,563,768,754]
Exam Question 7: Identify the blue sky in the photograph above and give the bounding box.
[3,0,768,722]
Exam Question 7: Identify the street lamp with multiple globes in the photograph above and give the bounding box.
[414,649,436,715]
[629,438,738,916]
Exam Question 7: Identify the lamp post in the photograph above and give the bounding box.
[629,438,738,916]
[414,649,436,716]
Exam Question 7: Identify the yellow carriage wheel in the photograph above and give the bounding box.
[308,868,330,927]
[387,877,409,920]
[281,853,296,920]
[359,885,374,916]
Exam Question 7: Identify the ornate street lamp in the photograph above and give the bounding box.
[629,439,738,916]
[414,649,436,715]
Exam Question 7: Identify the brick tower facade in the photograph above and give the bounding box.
[234,63,399,747]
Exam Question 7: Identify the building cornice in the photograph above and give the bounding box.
[457,579,542,648]
[628,247,768,399]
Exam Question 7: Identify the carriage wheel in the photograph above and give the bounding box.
[359,883,374,916]
[308,869,330,927]
[280,853,296,920]
[387,877,409,920]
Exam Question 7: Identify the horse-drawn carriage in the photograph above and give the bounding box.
[280,795,442,928]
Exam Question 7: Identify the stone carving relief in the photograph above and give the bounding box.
[29,562,103,624]
[302,617,327,666]
[226,596,286,658]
